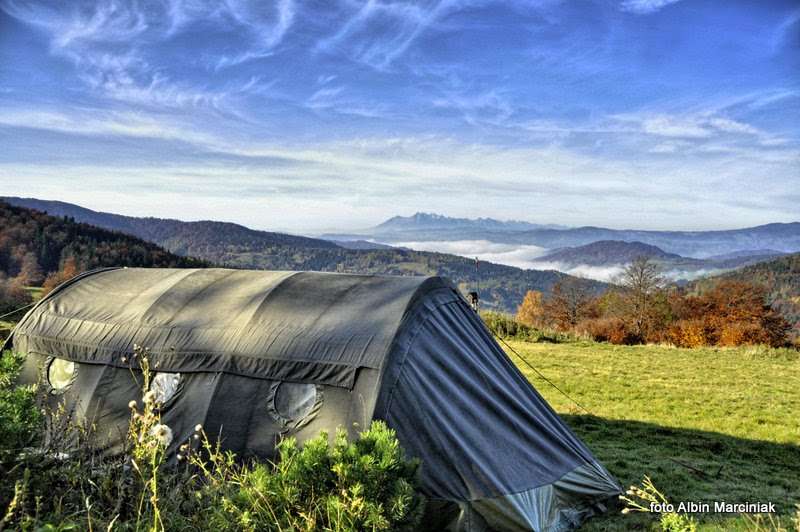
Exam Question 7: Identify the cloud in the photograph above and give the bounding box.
[640,115,712,138]
[613,110,790,154]
[0,108,220,147]
[305,86,390,118]
[528,262,627,282]
[316,0,463,69]
[771,8,800,52]
[1,0,292,109]
[214,0,296,68]
[391,240,550,269]
[619,0,684,15]
[432,89,514,125]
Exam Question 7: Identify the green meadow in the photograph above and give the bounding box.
[503,339,800,530]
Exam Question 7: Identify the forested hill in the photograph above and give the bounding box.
[707,252,800,333]
[1,197,339,255]
[205,243,607,312]
[0,198,609,312]
[0,201,205,284]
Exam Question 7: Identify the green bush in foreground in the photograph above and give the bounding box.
[0,352,41,462]
[0,348,424,531]
[193,426,424,531]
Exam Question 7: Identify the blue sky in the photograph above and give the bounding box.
[0,0,798,234]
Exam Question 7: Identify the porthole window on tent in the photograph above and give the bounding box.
[149,372,182,406]
[268,381,320,428]
[47,358,75,392]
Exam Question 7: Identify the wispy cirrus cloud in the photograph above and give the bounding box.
[619,0,685,15]
[432,88,514,126]
[316,0,465,70]
[1,0,292,110]
[1,0,798,232]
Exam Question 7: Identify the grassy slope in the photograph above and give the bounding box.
[503,340,800,531]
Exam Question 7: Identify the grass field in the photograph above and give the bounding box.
[502,339,800,531]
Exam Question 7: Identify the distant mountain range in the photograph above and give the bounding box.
[1,198,604,312]
[326,212,800,259]
[375,212,568,233]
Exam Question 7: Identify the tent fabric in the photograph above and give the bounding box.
[5,267,620,531]
[375,291,620,530]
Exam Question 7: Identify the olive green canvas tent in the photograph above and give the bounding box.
[4,268,620,531]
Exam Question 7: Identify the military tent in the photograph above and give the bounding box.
[4,267,620,531]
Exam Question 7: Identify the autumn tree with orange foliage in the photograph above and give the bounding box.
[542,278,598,331]
[516,290,545,328]
[42,256,81,295]
[525,258,791,348]
[668,280,789,348]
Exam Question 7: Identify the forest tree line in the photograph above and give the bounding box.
[515,257,793,348]
[0,201,205,318]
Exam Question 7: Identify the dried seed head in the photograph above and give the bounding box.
[150,423,173,446]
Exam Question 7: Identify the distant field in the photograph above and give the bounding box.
[503,340,800,531]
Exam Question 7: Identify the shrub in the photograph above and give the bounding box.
[193,423,424,531]
[481,311,536,340]
[577,317,639,345]
[481,311,584,343]
[668,319,708,348]
[0,352,41,463]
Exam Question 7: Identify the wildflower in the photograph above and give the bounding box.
[622,508,631,514]
[128,400,137,409]
[194,424,203,433]
[143,391,157,404]
[177,454,183,461]
[121,357,128,363]
[150,423,173,447]
[180,443,189,452]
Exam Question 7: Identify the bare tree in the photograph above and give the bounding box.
[543,277,595,330]
[617,256,664,339]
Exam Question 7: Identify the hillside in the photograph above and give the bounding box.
[2,197,339,254]
[0,201,205,282]
[534,240,787,279]
[539,240,686,266]
[328,212,800,258]
[1,199,606,312]
[710,252,800,335]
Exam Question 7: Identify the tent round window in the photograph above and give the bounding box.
[273,382,318,424]
[47,359,75,391]
[150,372,182,405]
